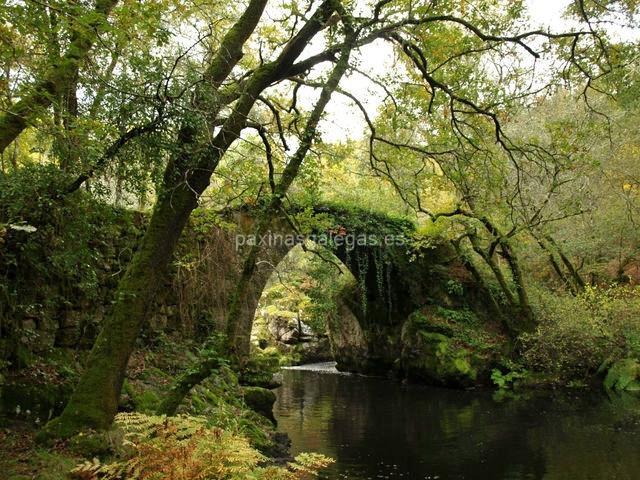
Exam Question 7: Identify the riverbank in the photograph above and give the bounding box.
[0,336,306,480]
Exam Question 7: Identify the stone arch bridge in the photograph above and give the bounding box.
[178,204,499,382]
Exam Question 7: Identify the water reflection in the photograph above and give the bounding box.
[274,365,640,480]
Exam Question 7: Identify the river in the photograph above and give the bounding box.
[274,362,640,480]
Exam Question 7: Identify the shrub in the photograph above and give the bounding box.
[520,285,640,383]
[603,358,640,392]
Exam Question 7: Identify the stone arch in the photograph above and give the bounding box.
[221,206,416,364]
[173,209,293,351]
[176,207,380,362]
[173,204,500,379]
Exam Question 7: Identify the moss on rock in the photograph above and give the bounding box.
[604,358,640,393]
[67,430,113,458]
[399,308,503,387]
[401,330,477,386]
[242,386,276,423]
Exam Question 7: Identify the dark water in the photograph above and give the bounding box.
[274,363,640,480]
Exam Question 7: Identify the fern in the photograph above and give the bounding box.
[289,453,335,475]
[70,413,333,480]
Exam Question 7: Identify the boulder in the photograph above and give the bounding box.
[604,358,640,393]
[242,386,277,423]
[293,337,333,364]
[398,309,500,387]
[327,299,368,372]
[401,330,478,387]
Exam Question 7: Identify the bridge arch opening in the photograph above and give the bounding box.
[249,242,367,368]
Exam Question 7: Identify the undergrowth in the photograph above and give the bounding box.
[520,285,640,385]
[70,413,332,480]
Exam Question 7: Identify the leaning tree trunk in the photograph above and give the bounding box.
[156,356,223,416]
[40,0,337,439]
[38,185,197,439]
[545,235,586,291]
[38,0,272,440]
[466,210,536,336]
[0,0,119,154]
[469,234,516,307]
[498,241,536,333]
[226,36,354,359]
[453,241,506,322]
[159,9,355,414]
[533,234,577,294]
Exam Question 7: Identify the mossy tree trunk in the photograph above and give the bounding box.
[469,233,517,306]
[545,234,586,291]
[157,6,355,414]
[156,356,222,416]
[497,240,536,333]
[535,237,576,295]
[453,241,506,322]
[40,0,339,439]
[0,0,119,155]
[38,0,273,440]
[38,185,199,439]
[533,233,577,294]
[463,209,536,336]
[226,33,354,359]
